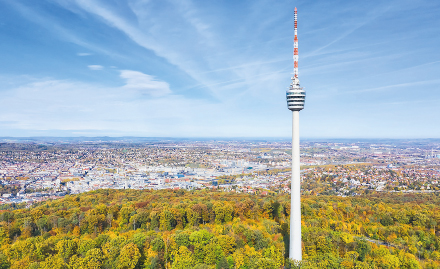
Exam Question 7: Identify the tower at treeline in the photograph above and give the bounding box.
[286,6,305,262]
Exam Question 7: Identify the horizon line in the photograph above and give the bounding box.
[1,136,439,140]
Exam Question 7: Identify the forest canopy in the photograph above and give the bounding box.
[0,189,439,268]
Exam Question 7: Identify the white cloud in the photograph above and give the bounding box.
[0,73,288,137]
[120,70,171,97]
[88,65,103,70]
[77,52,92,56]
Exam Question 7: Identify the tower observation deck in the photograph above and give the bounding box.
[286,79,305,111]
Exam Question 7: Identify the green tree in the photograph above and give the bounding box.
[0,254,10,269]
[39,255,67,269]
[172,246,194,269]
[117,243,141,269]
[216,256,229,269]
[204,242,223,265]
[56,239,77,261]
[356,239,371,262]
[78,239,96,257]
[83,248,104,269]
[398,252,421,269]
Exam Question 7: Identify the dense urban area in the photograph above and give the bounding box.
[0,138,439,206]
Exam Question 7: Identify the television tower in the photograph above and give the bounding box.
[286,7,305,261]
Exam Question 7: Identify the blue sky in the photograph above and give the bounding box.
[0,0,439,138]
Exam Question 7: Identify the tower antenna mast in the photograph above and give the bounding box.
[294,7,299,79]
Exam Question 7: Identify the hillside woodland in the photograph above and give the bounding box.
[0,189,439,268]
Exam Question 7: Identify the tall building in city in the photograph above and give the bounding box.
[286,7,305,261]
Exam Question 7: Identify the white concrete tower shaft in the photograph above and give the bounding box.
[290,110,301,261]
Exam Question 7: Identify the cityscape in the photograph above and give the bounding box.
[1,139,439,206]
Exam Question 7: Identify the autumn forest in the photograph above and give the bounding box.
[0,189,439,268]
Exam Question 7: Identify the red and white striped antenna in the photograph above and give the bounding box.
[293,7,299,79]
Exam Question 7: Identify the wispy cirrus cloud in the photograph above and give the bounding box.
[68,0,289,101]
[88,65,103,70]
[71,0,213,87]
[120,70,171,97]
[6,1,128,59]
[346,79,440,94]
